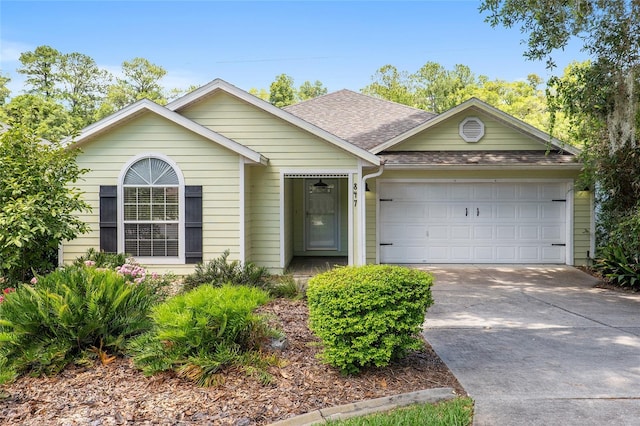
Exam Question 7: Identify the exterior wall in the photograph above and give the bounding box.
[63,112,242,275]
[365,168,591,266]
[573,189,593,265]
[388,111,547,152]
[179,91,361,271]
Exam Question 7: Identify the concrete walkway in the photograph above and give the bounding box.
[422,265,640,426]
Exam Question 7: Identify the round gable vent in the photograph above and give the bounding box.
[459,117,485,142]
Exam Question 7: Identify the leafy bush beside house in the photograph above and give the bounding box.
[0,126,91,283]
[307,265,434,374]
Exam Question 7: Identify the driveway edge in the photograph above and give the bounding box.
[268,387,457,425]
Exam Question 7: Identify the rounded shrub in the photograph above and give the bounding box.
[307,265,434,374]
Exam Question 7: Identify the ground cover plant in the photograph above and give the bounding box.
[307,265,434,374]
[127,284,279,387]
[0,263,167,384]
[326,397,474,426]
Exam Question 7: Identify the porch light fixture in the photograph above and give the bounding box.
[313,179,329,188]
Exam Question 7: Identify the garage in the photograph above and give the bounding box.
[378,181,569,264]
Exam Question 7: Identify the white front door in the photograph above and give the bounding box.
[305,178,339,250]
[379,182,568,263]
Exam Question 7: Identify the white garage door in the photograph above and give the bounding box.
[379,182,568,264]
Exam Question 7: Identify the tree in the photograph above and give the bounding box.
[269,74,296,107]
[480,0,640,253]
[480,0,639,153]
[1,94,78,141]
[98,57,167,118]
[248,87,269,101]
[298,80,327,101]
[0,73,10,106]
[0,126,91,282]
[17,45,61,98]
[362,65,414,105]
[58,52,111,127]
[412,63,477,113]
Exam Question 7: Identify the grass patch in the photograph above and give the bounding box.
[326,397,473,426]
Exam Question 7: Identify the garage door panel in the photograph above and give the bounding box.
[474,226,493,239]
[427,204,448,218]
[379,182,567,264]
[519,225,540,240]
[541,225,564,240]
[474,246,494,260]
[519,246,541,261]
[497,226,517,240]
[451,246,473,261]
[380,223,425,241]
[496,205,517,219]
[496,246,517,260]
[518,204,540,219]
[451,226,472,239]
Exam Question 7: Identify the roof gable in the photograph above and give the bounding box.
[372,98,579,155]
[167,79,381,165]
[69,99,268,164]
[284,89,436,151]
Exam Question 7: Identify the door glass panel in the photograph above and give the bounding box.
[306,179,338,250]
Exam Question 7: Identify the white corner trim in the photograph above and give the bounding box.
[239,157,246,264]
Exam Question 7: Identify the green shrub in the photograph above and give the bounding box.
[594,206,640,290]
[594,244,640,290]
[128,284,276,386]
[266,274,305,299]
[183,250,270,291]
[73,248,129,270]
[0,265,162,383]
[307,265,434,374]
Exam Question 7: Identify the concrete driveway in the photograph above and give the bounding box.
[421,265,640,426]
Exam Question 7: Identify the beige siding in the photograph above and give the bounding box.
[573,190,593,265]
[62,112,242,275]
[364,168,590,265]
[180,92,360,271]
[389,111,547,152]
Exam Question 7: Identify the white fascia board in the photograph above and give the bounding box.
[67,99,267,165]
[167,79,382,166]
[371,98,580,156]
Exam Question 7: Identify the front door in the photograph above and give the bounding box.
[305,178,339,250]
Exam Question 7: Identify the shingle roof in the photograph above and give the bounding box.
[284,90,436,151]
[378,150,579,167]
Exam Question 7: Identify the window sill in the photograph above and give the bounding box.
[129,256,184,265]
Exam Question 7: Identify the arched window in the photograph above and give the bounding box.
[122,157,180,257]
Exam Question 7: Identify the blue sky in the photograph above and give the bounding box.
[1,1,587,96]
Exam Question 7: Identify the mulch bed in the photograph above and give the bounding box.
[0,299,465,426]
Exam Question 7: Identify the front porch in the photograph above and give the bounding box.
[286,256,348,275]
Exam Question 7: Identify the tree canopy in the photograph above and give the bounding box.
[480,0,640,257]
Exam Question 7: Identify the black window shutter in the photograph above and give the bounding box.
[99,186,118,253]
[185,185,203,264]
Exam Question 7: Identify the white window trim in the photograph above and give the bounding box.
[118,153,186,264]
